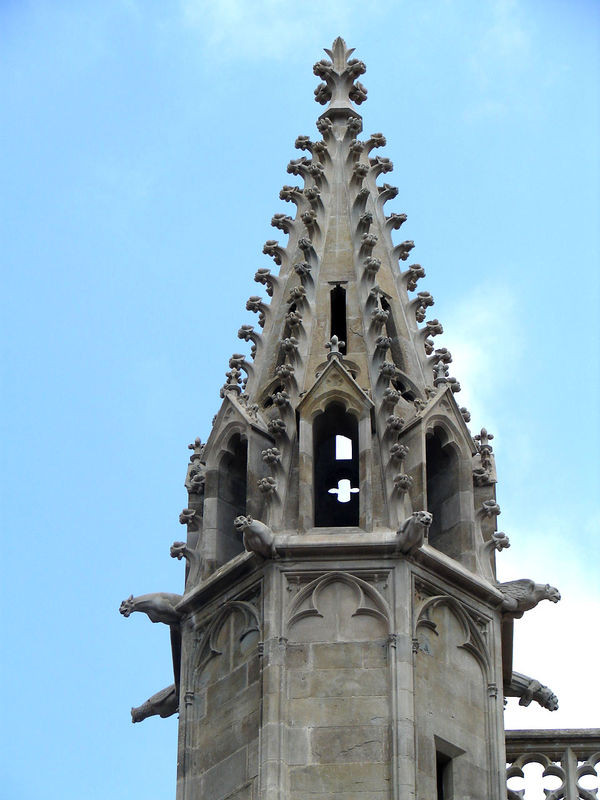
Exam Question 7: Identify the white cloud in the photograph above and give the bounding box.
[441,281,521,435]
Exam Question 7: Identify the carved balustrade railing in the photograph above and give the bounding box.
[506,729,600,799]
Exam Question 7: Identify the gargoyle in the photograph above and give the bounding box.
[119,592,183,625]
[131,684,178,723]
[497,579,561,618]
[396,510,433,556]
[505,671,559,711]
[234,515,278,559]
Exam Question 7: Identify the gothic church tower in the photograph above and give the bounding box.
[120,39,562,800]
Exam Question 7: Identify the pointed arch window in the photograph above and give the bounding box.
[426,427,460,554]
[330,285,347,354]
[314,403,359,527]
[216,433,248,562]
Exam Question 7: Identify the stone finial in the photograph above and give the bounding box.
[313,38,367,111]
[187,437,205,462]
[433,361,449,387]
[326,335,345,359]
[221,366,242,397]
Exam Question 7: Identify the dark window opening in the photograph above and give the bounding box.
[330,286,347,354]
[381,297,406,371]
[263,383,283,408]
[217,434,247,562]
[426,428,459,551]
[436,751,452,800]
[314,403,359,527]
[392,377,416,402]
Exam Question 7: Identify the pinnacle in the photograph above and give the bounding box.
[313,37,368,114]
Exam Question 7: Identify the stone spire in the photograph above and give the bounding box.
[198,37,479,563]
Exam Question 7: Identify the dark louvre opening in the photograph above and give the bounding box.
[330,285,347,354]
[314,403,359,527]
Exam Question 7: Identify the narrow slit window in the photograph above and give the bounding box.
[330,285,347,354]
[436,751,451,800]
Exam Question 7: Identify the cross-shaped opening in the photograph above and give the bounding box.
[328,478,359,503]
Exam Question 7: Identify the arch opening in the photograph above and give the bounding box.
[216,433,248,563]
[314,403,359,527]
[426,427,460,554]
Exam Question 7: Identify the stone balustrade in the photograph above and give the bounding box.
[506,729,600,799]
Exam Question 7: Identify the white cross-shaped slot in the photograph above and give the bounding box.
[328,478,359,503]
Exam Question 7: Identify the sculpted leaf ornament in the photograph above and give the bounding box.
[313,38,368,110]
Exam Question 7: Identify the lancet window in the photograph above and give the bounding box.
[313,403,359,527]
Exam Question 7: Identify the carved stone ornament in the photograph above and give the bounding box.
[382,387,401,406]
[379,361,397,380]
[187,436,205,462]
[179,507,196,526]
[313,38,368,110]
[275,363,295,381]
[261,447,281,465]
[267,417,287,438]
[280,184,303,203]
[263,240,284,265]
[119,592,183,625]
[505,671,559,711]
[396,510,433,555]
[497,579,561,618]
[254,267,275,296]
[480,499,501,517]
[287,285,306,303]
[366,132,386,151]
[234,515,277,559]
[257,476,277,496]
[386,414,405,433]
[395,240,415,261]
[325,335,345,358]
[460,406,471,423]
[390,443,409,462]
[293,261,312,279]
[370,155,393,176]
[386,212,407,230]
[393,473,414,493]
[131,683,178,723]
[170,540,202,588]
[423,318,443,337]
[363,256,381,276]
[280,337,299,355]
[404,263,426,291]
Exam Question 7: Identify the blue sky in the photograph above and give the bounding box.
[1,2,599,798]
